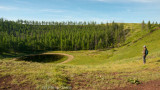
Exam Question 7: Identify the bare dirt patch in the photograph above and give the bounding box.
[0,75,35,90]
[115,79,160,90]
[69,71,160,90]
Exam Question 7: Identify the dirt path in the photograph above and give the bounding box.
[37,53,74,64]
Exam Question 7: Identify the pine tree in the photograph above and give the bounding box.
[98,38,103,49]
[0,18,125,52]
[147,21,151,32]
[141,20,145,31]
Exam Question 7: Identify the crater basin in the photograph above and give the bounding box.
[17,54,67,63]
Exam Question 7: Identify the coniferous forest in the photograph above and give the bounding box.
[0,18,125,53]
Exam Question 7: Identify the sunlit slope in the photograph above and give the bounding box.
[110,28,160,61]
[66,25,160,65]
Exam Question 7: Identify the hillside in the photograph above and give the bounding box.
[0,23,160,89]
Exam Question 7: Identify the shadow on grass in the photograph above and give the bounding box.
[156,60,160,62]
[17,54,65,63]
[0,53,19,59]
[0,51,46,59]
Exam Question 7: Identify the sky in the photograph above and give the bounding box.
[0,0,160,23]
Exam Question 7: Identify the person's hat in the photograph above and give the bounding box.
[143,45,146,47]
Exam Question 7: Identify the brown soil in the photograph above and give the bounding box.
[69,71,160,90]
[115,79,160,90]
[0,75,35,90]
[1,74,159,90]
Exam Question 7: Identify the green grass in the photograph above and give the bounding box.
[0,23,160,89]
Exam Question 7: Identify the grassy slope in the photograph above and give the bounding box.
[109,29,160,60]
[67,23,160,65]
[0,23,160,89]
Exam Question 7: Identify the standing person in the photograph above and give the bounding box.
[143,45,148,64]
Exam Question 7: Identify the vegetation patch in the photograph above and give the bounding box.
[127,78,141,85]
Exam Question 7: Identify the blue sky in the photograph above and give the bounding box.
[0,0,160,23]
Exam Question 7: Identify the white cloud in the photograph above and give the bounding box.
[94,0,159,3]
[0,6,18,10]
[0,5,65,13]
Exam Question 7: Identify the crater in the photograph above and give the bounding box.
[17,54,67,63]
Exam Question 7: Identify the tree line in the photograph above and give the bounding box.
[0,18,125,53]
[141,20,160,32]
